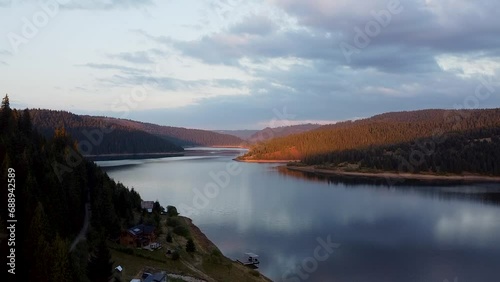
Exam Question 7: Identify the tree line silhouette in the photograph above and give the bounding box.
[30,109,184,155]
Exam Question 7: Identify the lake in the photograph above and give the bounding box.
[97,148,500,282]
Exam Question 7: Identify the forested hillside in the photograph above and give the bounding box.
[1,96,143,281]
[300,127,500,175]
[247,123,321,143]
[240,109,500,175]
[101,117,244,147]
[216,129,259,140]
[30,110,183,155]
[215,124,320,143]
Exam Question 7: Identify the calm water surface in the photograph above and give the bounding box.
[97,148,500,282]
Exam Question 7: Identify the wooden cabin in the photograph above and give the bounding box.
[120,224,157,248]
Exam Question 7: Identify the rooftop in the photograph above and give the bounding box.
[127,224,155,236]
[143,272,166,282]
[245,252,259,258]
[141,201,154,209]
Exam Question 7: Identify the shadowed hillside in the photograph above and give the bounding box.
[100,117,244,147]
[30,110,184,156]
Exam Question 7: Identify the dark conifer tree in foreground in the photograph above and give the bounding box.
[0,95,144,281]
[186,238,196,253]
[87,239,114,282]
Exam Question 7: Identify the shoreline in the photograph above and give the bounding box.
[183,217,272,281]
[183,145,249,149]
[235,159,300,163]
[209,145,249,149]
[285,166,500,183]
[85,152,184,161]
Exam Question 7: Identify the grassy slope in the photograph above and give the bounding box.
[110,216,271,282]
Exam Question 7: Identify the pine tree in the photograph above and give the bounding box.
[186,238,196,253]
[87,239,113,282]
[51,235,72,282]
[19,108,32,134]
[1,94,10,110]
[166,205,179,217]
[27,203,52,282]
[1,94,12,130]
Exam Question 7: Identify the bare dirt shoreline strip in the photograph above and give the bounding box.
[286,166,500,183]
[234,159,300,163]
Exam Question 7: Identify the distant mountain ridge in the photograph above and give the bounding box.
[29,110,244,157]
[30,109,184,155]
[215,124,321,142]
[100,117,244,147]
[248,123,322,143]
[215,129,259,140]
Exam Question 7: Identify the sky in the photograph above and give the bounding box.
[1,0,500,130]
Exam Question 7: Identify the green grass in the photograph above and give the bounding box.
[109,215,271,282]
[109,243,193,281]
[168,278,186,282]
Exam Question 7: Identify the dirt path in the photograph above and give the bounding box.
[70,202,91,252]
[167,273,207,282]
[180,260,214,282]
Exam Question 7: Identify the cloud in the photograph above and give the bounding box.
[97,75,500,129]
[343,45,442,74]
[436,55,500,78]
[60,0,154,10]
[153,28,337,66]
[92,70,248,94]
[0,0,153,9]
[229,14,278,36]
[109,51,154,64]
[149,0,500,76]
[0,49,12,56]
[102,74,204,91]
[12,0,498,129]
[126,0,500,128]
[272,0,500,55]
[77,63,147,74]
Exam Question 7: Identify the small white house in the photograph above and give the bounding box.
[141,201,154,213]
[237,252,260,266]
